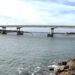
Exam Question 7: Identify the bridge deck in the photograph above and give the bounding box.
[0,25,75,28]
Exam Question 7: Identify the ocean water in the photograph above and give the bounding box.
[0,33,75,75]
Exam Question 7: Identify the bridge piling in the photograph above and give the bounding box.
[1,27,7,34]
[47,28,54,37]
[17,27,23,35]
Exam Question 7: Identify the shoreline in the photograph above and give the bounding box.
[53,58,75,75]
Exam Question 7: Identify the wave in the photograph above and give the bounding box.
[16,64,58,75]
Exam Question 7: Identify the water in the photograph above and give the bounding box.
[0,33,75,75]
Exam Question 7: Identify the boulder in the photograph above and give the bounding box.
[54,58,75,75]
[59,71,71,75]
[67,58,75,69]
[58,61,67,66]
[48,67,54,71]
[48,65,58,71]
[54,66,65,75]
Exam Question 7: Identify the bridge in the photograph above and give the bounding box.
[0,25,75,37]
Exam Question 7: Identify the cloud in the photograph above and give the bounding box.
[68,0,75,2]
[0,0,75,25]
[30,0,75,25]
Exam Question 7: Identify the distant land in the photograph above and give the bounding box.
[0,29,75,35]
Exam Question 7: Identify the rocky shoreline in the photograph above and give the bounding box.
[17,58,75,75]
[53,58,75,75]
[31,58,75,75]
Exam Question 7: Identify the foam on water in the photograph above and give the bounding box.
[48,64,58,70]
[17,65,56,75]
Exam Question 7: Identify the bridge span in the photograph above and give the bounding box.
[0,25,75,37]
[1,25,75,28]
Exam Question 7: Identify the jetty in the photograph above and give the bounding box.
[0,25,75,37]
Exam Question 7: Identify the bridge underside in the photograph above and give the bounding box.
[0,28,54,37]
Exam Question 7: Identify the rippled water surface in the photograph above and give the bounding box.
[0,33,75,75]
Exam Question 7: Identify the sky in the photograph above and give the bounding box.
[0,0,75,25]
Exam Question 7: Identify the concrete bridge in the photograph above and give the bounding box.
[0,25,75,37]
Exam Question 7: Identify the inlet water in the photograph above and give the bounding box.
[0,33,75,75]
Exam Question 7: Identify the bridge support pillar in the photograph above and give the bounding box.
[17,27,23,35]
[47,28,54,37]
[1,27,7,34]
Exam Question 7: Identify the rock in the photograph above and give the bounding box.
[59,71,71,75]
[54,58,75,75]
[59,70,75,75]
[63,66,69,69]
[54,66,65,75]
[48,67,54,71]
[67,58,75,69]
[48,65,58,71]
[58,61,67,66]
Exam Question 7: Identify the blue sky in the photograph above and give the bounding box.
[0,0,75,25]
